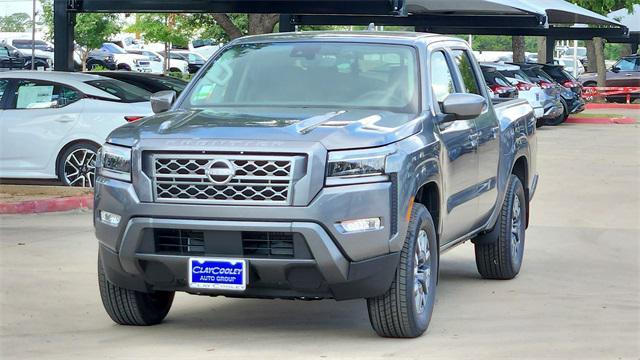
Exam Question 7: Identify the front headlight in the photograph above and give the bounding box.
[98,144,132,182]
[326,145,394,186]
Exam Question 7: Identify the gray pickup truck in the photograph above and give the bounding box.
[94,32,538,338]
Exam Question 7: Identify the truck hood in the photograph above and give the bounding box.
[107,107,423,150]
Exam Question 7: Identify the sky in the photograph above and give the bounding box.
[0,0,43,18]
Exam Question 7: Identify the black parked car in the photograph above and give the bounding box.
[480,65,519,99]
[0,46,26,71]
[162,51,205,74]
[3,44,52,70]
[526,63,585,123]
[85,49,117,70]
[88,71,188,94]
[536,63,583,96]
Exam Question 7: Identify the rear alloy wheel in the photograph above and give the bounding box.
[545,99,568,126]
[475,174,526,279]
[59,143,99,187]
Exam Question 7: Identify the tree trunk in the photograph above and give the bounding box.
[164,42,170,73]
[210,14,244,39]
[512,36,525,63]
[248,14,279,35]
[537,37,546,64]
[585,40,596,73]
[81,51,88,72]
[594,37,606,88]
[593,37,607,103]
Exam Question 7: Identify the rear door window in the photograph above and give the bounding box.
[85,79,151,103]
[10,80,82,109]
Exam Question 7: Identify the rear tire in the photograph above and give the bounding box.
[98,252,174,326]
[366,203,438,338]
[475,174,526,280]
[545,99,568,126]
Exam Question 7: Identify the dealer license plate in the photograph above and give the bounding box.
[189,258,247,291]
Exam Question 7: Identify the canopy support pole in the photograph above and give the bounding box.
[545,36,556,64]
[53,0,76,71]
[279,14,294,32]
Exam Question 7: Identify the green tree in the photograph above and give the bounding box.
[0,12,32,32]
[184,14,279,42]
[41,0,121,70]
[127,14,191,71]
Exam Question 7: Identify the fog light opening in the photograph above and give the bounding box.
[100,211,121,226]
[338,218,382,233]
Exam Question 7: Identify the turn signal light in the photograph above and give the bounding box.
[124,116,145,122]
[338,218,382,233]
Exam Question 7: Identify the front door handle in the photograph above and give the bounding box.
[55,117,74,123]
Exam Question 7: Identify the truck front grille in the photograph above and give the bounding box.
[153,154,298,205]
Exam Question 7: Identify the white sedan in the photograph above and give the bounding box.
[0,71,153,187]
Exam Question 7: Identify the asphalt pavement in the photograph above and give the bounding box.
[1,123,638,359]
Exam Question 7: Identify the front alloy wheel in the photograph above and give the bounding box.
[414,229,431,315]
[58,143,99,187]
[367,203,438,338]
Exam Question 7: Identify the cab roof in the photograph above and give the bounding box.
[231,31,459,45]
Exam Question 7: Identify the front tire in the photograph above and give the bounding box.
[475,174,526,280]
[98,252,174,326]
[367,203,438,338]
[58,142,99,187]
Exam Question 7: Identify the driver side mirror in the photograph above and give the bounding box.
[441,93,486,121]
[611,66,620,73]
[150,90,176,114]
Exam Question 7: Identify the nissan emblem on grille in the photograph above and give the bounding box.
[152,154,299,205]
[207,159,235,185]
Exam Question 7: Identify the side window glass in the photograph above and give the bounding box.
[430,51,456,104]
[12,81,81,109]
[616,58,635,71]
[451,50,481,95]
[58,86,82,107]
[14,81,56,109]
[0,79,8,100]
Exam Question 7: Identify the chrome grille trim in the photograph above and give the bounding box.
[152,154,299,205]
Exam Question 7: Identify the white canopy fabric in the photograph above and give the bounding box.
[608,5,640,32]
[405,0,623,27]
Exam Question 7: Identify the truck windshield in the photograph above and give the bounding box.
[184,42,419,114]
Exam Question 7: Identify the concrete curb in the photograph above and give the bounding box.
[585,103,640,110]
[566,116,635,124]
[0,195,93,215]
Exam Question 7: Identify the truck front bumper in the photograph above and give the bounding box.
[94,177,402,300]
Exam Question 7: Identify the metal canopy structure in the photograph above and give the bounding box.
[53,0,633,71]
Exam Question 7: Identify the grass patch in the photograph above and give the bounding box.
[571,113,623,119]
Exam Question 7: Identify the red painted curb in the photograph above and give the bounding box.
[0,195,93,215]
[566,116,635,124]
[585,103,640,110]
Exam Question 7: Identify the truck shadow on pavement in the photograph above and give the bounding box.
[142,258,482,338]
